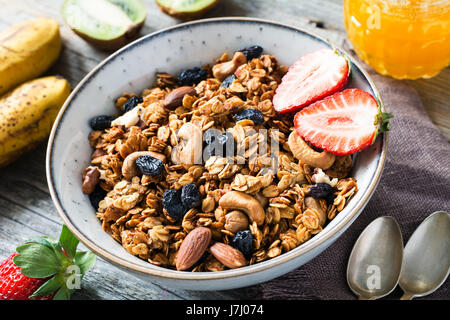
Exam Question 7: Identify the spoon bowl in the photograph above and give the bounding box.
[399,211,450,300]
[347,216,403,299]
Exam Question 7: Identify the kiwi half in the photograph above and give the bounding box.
[62,0,147,51]
[155,0,219,19]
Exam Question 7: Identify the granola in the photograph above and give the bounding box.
[83,47,358,271]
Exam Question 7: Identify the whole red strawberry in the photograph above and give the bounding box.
[0,253,52,300]
[0,226,96,300]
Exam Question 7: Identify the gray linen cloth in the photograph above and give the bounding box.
[258,65,450,300]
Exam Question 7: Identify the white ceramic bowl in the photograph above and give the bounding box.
[46,17,387,290]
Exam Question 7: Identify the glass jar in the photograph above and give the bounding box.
[344,0,450,79]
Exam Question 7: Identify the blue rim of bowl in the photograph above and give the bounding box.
[46,17,388,281]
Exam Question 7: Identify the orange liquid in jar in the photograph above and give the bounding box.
[344,0,450,79]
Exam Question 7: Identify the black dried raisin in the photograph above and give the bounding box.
[181,183,202,209]
[309,183,334,199]
[325,193,337,205]
[162,189,187,220]
[88,185,107,210]
[231,230,253,258]
[135,156,164,176]
[221,74,236,88]
[234,108,264,125]
[239,45,263,60]
[89,115,115,130]
[178,67,207,86]
[123,96,143,113]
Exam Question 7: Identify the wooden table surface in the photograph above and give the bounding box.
[0,0,448,300]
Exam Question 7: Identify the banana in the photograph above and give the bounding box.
[0,17,62,96]
[0,76,71,167]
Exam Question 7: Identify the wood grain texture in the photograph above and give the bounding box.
[0,0,448,300]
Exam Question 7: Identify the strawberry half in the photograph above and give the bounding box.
[273,48,350,113]
[294,88,391,156]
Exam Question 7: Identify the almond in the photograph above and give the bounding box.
[210,242,247,269]
[176,227,211,271]
[163,86,196,109]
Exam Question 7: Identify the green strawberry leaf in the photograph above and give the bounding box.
[29,274,62,299]
[59,225,79,259]
[74,251,97,275]
[377,111,393,133]
[53,287,71,300]
[25,236,59,250]
[14,243,61,278]
[371,96,393,144]
[24,235,70,268]
[13,225,97,300]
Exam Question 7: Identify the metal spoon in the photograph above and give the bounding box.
[347,216,403,300]
[399,211,450,300]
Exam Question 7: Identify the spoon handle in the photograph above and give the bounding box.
[400,293,414,300]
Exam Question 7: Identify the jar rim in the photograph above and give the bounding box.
[376,0,449,7]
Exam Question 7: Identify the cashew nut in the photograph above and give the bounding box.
[312,168,338,187]
[218,191,265,226]
[111,106,143,128]
[305,197,326,227]
[122,151,166,180]
[82,166,100,194]
[288,131,335,170]
[171,123,203,168]
[212,52,247,81]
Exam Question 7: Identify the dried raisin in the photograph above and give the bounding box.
[89,115,115,130]
[123,96,143,113]
[178,67,207,86]
[162,189,187,220]
[221,74,236,88]
[181,183,202,209]
[239,45,263,60]
[88,185,107,210]
[309,183,334,200]
[234,108,264,125]
[231,230,253,258]
[135,156,164,176]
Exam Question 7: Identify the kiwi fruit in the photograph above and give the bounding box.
[155,0,219,19]
[62,0,147,51]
